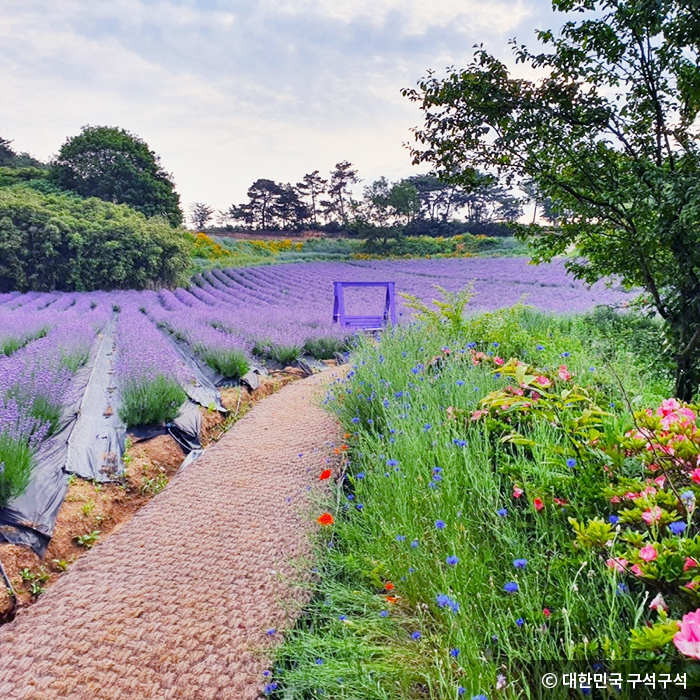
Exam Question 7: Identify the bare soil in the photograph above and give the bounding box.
[0,371,304,620]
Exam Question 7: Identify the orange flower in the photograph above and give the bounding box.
[340,444,348,451]
[384,582,395,591]
[316,513,334,526]
[319,469,332,480]
[386,596,398,604]
[344,433,351,439]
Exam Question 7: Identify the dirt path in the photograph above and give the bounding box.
[0,369,345,700]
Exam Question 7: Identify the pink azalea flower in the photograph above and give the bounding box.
[606,558,628,573]
[470,409,486,421]
[493,356,504,366]
[691,468,700,486]
[534,375,551,387]
[558,365,571,381]
[513,486,524,499]
[650,593,669,613]
[684,557,698,572]
[642,506,662,525]
[624,491,640,501]
[658,398,681,417]
[639,544,658,562]
[531,391,541,401]
[653,476,666,489]
[673,609,700,659]
[631,564,644,576]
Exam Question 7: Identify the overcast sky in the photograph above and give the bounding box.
[1,1,563,220]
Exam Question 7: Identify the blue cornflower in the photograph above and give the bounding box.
[356,472,365,479]
[467,342,477,348]
[386,459,399,467]
[493,342,499,347]
[435,520,447,529]
[395,391,403,398]
[433,466,443,474]
[669,521,687,535]
[435,594,459,612]
[263,682,278,694]
[497,508,508,517]
[347,494,354,500]
[351,417,360,424]
[408,566,415,573]
[446,555,460,566]
[453,439,467,447]
[262,670,271,676]
[513,558,527,569]
[616,583,628,596]
[410,539,419,548]
[609,514,620,524]
[681,491,696,505]
[266,628,276,635]
[428,481,438,489]
[589,366,596,372]
[458,688,466,697]
[566,457,577,468]
[561,351,570,357]
[503,582,519,593]
[379,610,389,618]
[315,658,324,665]
[450,648,460,657]
[424,423,432,431]
[356,503,364,510]
[472,695,488,700]
[411,631,421,640]
[456,380,465,386]
[516,617,524,627]
[411,366,420,374]
[338,615,348,621]
[383,399,390,408]
[396,534,406,542]
[536,344,544,350]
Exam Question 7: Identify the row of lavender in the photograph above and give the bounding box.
[0,258,632,503]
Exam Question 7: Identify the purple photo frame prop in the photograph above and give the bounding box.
[332,281,397,330]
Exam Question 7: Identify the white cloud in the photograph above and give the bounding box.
[0,0,556,212]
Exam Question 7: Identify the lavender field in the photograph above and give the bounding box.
[0,258,631,470]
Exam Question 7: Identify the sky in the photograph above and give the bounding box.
[1,0,564,222]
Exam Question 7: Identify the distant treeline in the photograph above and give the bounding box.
[190,163,528,240]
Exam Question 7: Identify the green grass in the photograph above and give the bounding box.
[0,432,34,508]
[0,326,49,356]
[118,375,187,427]
[197,347,250,379]
[268,307,677,699]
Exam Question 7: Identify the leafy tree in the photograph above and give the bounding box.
[0,136,44,169]
[296,171,327,227]
[323,161,359,225]
[275,183,310,230]
[50,126,183,226]
[227,178,284,230]
[190,202,215,230]
[0,185,190,292]
[404,0,700,400]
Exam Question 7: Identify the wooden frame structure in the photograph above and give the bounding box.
[332,281,397,330]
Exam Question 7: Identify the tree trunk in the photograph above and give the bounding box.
[675,356,699,402]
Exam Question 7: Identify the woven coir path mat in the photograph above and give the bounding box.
[0,370,345,699]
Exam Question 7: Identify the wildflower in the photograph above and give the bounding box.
[685,557,698,572]
[408,566,415,573]
[316,513,334,526]
[263,682,279,694]
[356,503,364,510]
[566,457,576,468]
[458,688,466,696]
[616,583,628,595]
[503,582,519,593]
[411,631,421,640]
[606,558,628,573]
[338,615,348,621]
[669,521,687,535]
[650,593,669,613]
[494,357,504,366]
[513,486,524,499]
[386,596,398,604]
[410,539,420,548]
[386,459,399,467]
[319,469,332,480]
[435,520,447,529]
[536,344,544,350]
[453,439,467,447]
[515,617,524,627]
[496,674,507,690]
[356,472,365,479]
[266,629,276,635]
[396,534,406,542]
[608,514,620,525]
[497,508,508,517]
[642,506,662,525]
[639,544,658,562]
[351,416,360,424]
[424,423,432,431]
[533,497,544,511]
[631,563,644,576]
[543,608,551,618]
[513,558,527,569]
[446,555,460,566]
[263,670,271,677]
[450,648,460,657]
[558,365,571,381]
[315,658,324,665]
[691,469,700,485]
[673,609,700,659]
[385,582,395,591]
[471,695,488,700]
[379,610,389,618]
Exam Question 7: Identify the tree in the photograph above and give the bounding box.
[404,0,700,400]
[50,126,183,226]
[323,161,359,225]
[190,202,215,230]
[296,171,327,227]
[0,135,44,169]
[227,179,284,230]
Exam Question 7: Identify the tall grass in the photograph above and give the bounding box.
[269,308,674,699]
[0,432,34,508]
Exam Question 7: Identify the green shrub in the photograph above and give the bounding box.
[0,432,34,508]
[303,335,347,359]
[0,184,191,292]
[199,348,250,379]
[118,375,187,427]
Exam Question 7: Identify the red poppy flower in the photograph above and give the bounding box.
[533,497,544,511]
[385,582,395,591]
[316,513,334,526]
[386,596,398,604]
[543,608,551,618]
[319,469,332,480]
